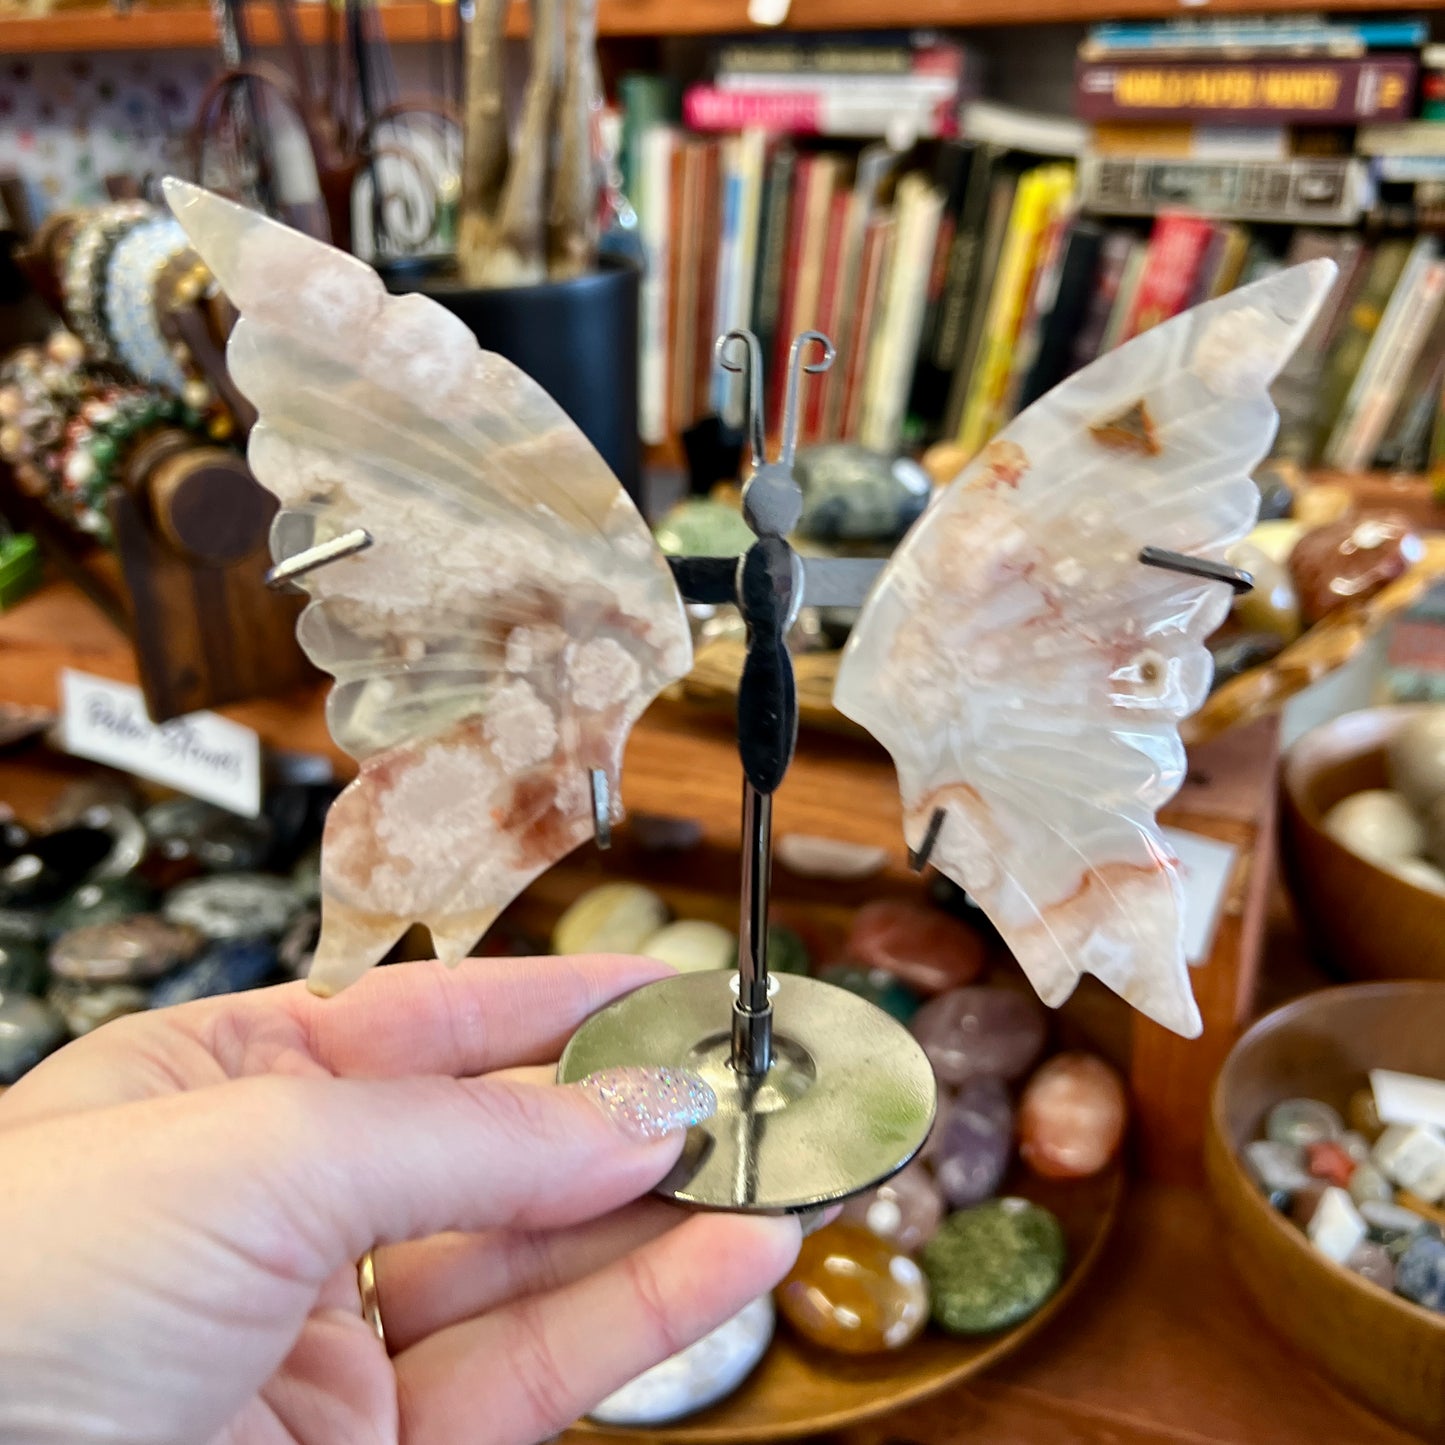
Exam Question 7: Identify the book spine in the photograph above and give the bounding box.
[806,188,852,443]
[1076,56,1417,123]
[751,146,795,383]
[769,155,820,425]
[999,197,1073,421]
[700,141,732,419]
[1079,155,1366,225]
[1099,242,1149,355]
[716,38,969,78]
[1121,212,1214,341]
[637,127,674,445]
[957,165,1072,454]
[842,217,894,441]
[665,140,692,437]
[619,75,679,206]
[1085,19,1426,55]
[1331,249,1445,471]
[1069,229,1133,370]
[684,86,955,138]
[718,130,768,425]
[1017,221,1104,410]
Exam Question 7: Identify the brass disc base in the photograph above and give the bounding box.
[557,972,938,1214]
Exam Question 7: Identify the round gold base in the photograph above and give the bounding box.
[558,972,937,1213]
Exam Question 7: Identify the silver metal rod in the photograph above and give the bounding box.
[265,528,373,588]
[732,781,774,1076]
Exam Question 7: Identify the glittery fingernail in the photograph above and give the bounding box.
[574,1067,717,1142]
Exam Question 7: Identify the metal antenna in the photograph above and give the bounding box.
[716,329,766,473]
[779,331,834,469]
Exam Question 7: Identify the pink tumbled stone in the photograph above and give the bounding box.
[1018,1052,1127,1179]
[840,1162,945,1253]
[845,899,986,996]
[909,986,1046,1085]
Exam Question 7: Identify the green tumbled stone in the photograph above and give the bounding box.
[818,963,921,1022]
[46,877,154,939]
[730,925,810,977]
[923,1198,1066,1335]
[88,434,117,467]
[0,939,47,995]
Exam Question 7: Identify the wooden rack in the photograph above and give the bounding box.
[0,0,1414,52]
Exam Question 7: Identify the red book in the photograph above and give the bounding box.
[769,154,816,428]
[841,214,895,441]
[666,140,692,435]
[1121,213,1215,343]
[805,188,851,443]
[692,141,723,420]
[1075,55,1416,124]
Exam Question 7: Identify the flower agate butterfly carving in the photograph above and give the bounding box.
[166,179,1332,1036]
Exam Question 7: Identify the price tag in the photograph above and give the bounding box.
[60,669,261,818]
[1161,825,1240,966]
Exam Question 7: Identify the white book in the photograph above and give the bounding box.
[1325,235,1438,469]
[961,100,1084,158]
[637,126,675,446]
[858,174,944,452]
[714,129,768,423]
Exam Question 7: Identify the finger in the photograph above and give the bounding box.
[179,1067,716,1280]
[377,1197,687,1352]
[396,1213,801,1445]
[486,1066,555,1088]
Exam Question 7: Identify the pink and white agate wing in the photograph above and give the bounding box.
[164,180,691,995]
[835,261,1336,1038]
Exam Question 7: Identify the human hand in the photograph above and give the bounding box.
[0,953,801,1445]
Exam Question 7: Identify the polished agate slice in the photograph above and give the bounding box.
[836,261,1337,1037]
[164,180,692,994]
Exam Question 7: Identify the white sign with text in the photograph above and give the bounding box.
[1161,825,1240,966]
[60,670,262,817]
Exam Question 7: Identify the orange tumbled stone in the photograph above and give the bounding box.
[1018,1052,1128,1179]
[777,1223,929,1355]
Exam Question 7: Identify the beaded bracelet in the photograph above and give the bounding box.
[60,201,152,361]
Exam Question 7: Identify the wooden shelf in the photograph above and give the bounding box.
[0,0,1418,52]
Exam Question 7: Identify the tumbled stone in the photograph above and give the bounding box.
[588,1296,774,1426]
[1290,1179,1330,1228]
[48,981,148,1037]
[1266,1098,1343,1150]
[1348,1163,1393,1207]
[50,916,204,984]
[934,1075,1013,1208]
[0,827,113,908]
[1306,1140,1357,1188]
[1307,1186,1367,1264]
[1346,1240,1396,1291]
[151,938,279,1007]
[163,874,304,941]
[0,994,66,1082]
[818,963,922,1023]
[1323,790,1425,866]
[552,882,668,956]
[642,920,735,974]
[1245,1139,1310,1197]
[1018,1052,1127,1180]
[776,834,887,881]
[729,925,809,976]
[652,497,755,558]
[0,939,46,995]
[1395,1234,1445,1311]
[1289,513,1423,625]
[777,1223,929,1354]
[45,878,153,939]
[846,899,986,996]
[795,444,931,544]
[1339,1131,1373,1165]
[1348,1087,1384,1141]
[1387,706,1445,811]
[1361,1198,1432,1248]
[923,1198,1065,1335]
[1373,1124,1445,1203]
[840,1163,945,1253]
[910,987,1046,1086]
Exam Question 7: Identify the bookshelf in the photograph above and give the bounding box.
[0,0,1421,53]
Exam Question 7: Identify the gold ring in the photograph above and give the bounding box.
[357,1249,386,1349]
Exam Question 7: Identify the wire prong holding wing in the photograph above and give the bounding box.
[589,769,612,850]
[716,329,766,473]
[908,807,946,873]
[1138,545,1254,595]
[264,528,374,589]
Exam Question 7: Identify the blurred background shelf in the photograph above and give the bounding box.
[0,0,1420,52]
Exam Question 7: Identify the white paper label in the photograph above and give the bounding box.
[1161,826,1240,966]
[60,670,261,817]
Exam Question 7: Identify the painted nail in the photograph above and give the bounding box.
[575,1066,717,1142]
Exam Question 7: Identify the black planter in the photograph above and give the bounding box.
[384,255,642,502]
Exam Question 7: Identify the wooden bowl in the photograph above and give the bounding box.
[1205,982,1445,1440]
[1280,704,1445,983]
[576,1164,1123,1443]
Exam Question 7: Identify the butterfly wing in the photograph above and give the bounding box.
[835,261,1336,1037]
[165,180,692,995]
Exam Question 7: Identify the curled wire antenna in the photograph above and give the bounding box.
[716,329,766,473]
[780,331,835,468]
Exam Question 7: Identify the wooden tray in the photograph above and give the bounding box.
[573,1165,1124,1444]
